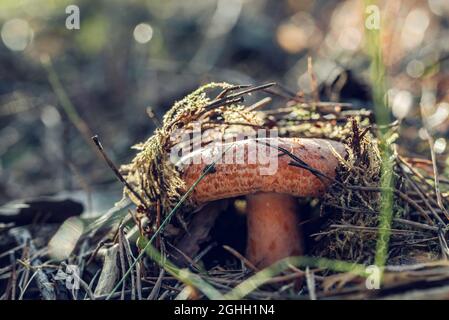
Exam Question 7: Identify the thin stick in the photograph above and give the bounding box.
[419,95,449,221]
[393,218,438,232]
[9,252,16,300]
[222,245,258,272]
[205,83,276,110]
[261,141,342,186]
[399,166,442,225]
[18,243,30,300]
[216,84,251,99]
[84,268,101,300]
[308,57,320,103]
[92,135,147,208]
[85,240,105,266]
[118,226,127,300]
[426,135,449,220]
[247,97,272,111]
[147,268,165,300]
[155,200,161,249]
[122,230,137,300]
[136,261,142,300]
[305,267,317,300]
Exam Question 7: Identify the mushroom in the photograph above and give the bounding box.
[178,137,346,268]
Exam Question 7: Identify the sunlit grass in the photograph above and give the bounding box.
[224,257,368,300]
[138,238,369,300]
[138,237,224,300]
[364,0,394,274]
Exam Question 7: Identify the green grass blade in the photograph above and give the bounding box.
[364,0,394,274]
[138,237,224,300]
[223,256,368,300]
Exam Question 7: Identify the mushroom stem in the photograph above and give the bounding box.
[246,193,302,268]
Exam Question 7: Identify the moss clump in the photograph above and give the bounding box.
[311,121,384,263]
[311,121,441,265]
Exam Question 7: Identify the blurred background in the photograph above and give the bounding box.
[1,0,449,207]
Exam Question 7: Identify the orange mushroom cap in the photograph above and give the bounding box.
[177,137,346,268]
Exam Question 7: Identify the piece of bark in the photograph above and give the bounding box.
[94,246,119,297]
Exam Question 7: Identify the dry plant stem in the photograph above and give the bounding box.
[216,84,251,99]
[118,227,127,300]
[8,228,56,300]
[222,245,258,271]
[398,166,443,225]
[248,97,272,111]
[393,218,438,232]
[420,97,449,220]
[345,185,434,225]
[85,240,105,266]
[136,262,143,300]
[426,135,449,220]
[308,57,319,103]
[206,83,276,110]
[192,243,215,264]
[18,245,30,300]
[92,135,148,209]
[327,224,417,235]
[122,233,137,300]
[168,243,200,269]
[246,193,303,268]
[85,269,101,299]
[9,252,16,300]
[9,228,56,300]
[305,267,316,300]
[148,268,165,300]
[156,200,161,249]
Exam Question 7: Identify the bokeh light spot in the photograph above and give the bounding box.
[434,138,446,154]
[133,23,153,44]
[41,105,61,128]
[428,0,449,16]
[427,102,449,128]
[401,9,429,50]
[1,19,33,51]
[338,27,362,51]
[391,90,413,119]
[276,12,318,54]
[406,59,425,78]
